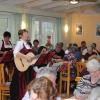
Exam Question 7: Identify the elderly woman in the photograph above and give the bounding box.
[74,57,100,100]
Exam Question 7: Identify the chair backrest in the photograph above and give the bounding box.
[0,64,5,84]
[60,63,71,80]
[59,62,71,96]
[76,61,86,77]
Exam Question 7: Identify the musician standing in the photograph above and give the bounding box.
[0,31,13,82]
[10,29,35,100]
[0,31,13,60]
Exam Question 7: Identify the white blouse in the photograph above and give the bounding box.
[0,40,13,50]
[13,39,30,57]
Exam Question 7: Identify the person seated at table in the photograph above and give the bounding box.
[53,42,65,59]
[34,42,65,68]
[33,46,48,68]
[74,57,100,100]
[79,41,87,56]
[22,77,57,100]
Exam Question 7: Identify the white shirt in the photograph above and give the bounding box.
[82,48,87,56]
[13,39,30,57]
[0,40,13,50]
[22,91,30,100]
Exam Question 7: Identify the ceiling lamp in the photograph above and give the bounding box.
[70,0,79,4]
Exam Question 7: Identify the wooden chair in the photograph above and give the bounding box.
[76,61,86,77]
[75,77,81,83]
[59,63,75,97]
[0,64,10,100]
[0,64,5,84]
[75,61,86,83]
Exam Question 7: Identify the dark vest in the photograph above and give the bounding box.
[1,40,12,51]
[0,40,13,63]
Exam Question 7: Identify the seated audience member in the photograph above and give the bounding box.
[53,42,65,59]
[45,42,65,64]
[34,42,65,68]
[79,41,87,56]
[22,77,57,100]
[64,46,77,78]
[38,46,47,54]
[74,58,100,100]
[27,40,32,48]
[32,39,39,55]
[45,35,53,51]
[83,45,97,61]
[65,43,72,54]
[50,42,65,85]
[67,43,73,49]
[73,44,82,61]
[60,46,78,91]
[34,46,48,68]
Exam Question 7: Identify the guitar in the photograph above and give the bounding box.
[14,53,38,72]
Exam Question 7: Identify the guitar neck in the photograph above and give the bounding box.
[32,54,40,60]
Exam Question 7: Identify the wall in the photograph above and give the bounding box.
[60,13,72,49]
[62,13,100,49]
[71,13,100,49]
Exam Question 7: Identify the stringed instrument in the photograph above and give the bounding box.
[14,50,56,72]
[14,53,38,72]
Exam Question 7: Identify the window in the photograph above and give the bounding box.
[0,18,8,41]
[31,20,39,42]
[0,13,21,45]
[31,16,58,47]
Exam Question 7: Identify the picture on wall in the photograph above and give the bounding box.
[96,24,100,36]
[76,23,83,35]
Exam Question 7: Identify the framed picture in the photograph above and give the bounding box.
[76,23,83,35]
[96,24,100,36]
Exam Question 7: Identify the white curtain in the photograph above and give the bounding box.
[11,13,22,45]
[28,15,61,47]
[0,13,61,47]
[0,12,21,45]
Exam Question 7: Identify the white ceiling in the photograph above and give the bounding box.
[0,0,100,13]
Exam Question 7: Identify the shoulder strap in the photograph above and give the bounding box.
[9,41,12,46]
[2,40,4,44]
[1,40,4,49]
